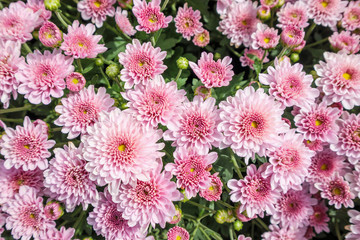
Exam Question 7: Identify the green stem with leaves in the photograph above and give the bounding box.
[76,59,83,73]
[0,118,24,124]
[305,22,317,41]
[104,22,132,42]
[227,45,242,58]
[255,218,269,231]
[55,10,69,28]
[98,66,111,88]
[229,148,243,179]
[335,219,342,240]
[175,69,182,82]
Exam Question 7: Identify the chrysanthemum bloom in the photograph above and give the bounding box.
[309,201,330,234]
[0,40,24,109]
[259,57,319,108]
[0,1,42,43]
[257,6,271,20]
[189,52,234,88]
[16,49,74,105]
[65,72,86,92]
[235,206,255,222]
[2,186,55,240]
[294,102,340,143]
[315,174,355,209]
[39,21,62,48]
[342,1,360,31]
[261,0,279,8]
[132,0,172,33]
[82,109,164,187]
[217,0,260,48]
[115,7,136,36]
[280,25,304,48]
[277,1,309,29]
[263,130,314,193]
[174,3,203,40]
[113,162,182,228]
[199,172,223,201]
[167,226,189,240]
[61,20,107,59]
[237,235,252,240]
[251,23,279,50]
[304,139,324,151]
[165,148,217,198]
[55,85,114,139]
[0,117,55,171]
[216,0,232,16]
[44,201,63,220]
[194,86,211,100]
[122,76,186,128]
[240,48,269,70]
[0,211,5,240]
[218,86,288,162]
[346,210,360,240]
[193,29,210,47]
[164,96,223,154]
[39,226,75,240]
[169,205,182,224]
[329,31,360,54]
[87,189,146,240]
[315,52,360,109]
[44,143,99,212]
[26,0,52,24]
[78,0,116,28]
[345,163,360,199]
[304,0,348,29]
[262,224,307,240]
[228,164,281,218]
[118,39,167,89]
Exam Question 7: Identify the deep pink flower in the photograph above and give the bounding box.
[240,48,269,70]
[277,1,309,28]
[174,3,203,40]
[280,25,305,48]
[167,226,189,240]
[54,85,114,139]
[118,39,167,89]
[262,224,307,240]
[199,172,223,201]
[26,0,52,23]
[346,210,360,240]
[329,31,360,54]
[65,72,86,92]
[309,200,330,234]
[39,21,63,48]
[192,29,210,47]
[78,0,116,28]
[251,23,280,49]
[342,1,360,31]
[39,226,75,240]
[189,52,234,88]
[115,7,136,36]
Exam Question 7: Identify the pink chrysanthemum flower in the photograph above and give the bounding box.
[113,162,182,228]
[44,143,99,212]
[342,1,360,31]
[304,0,348,29]
[174,3,203,40]
[262,224,307,240]
[277,1,309,29]
[189,52,234,88]
[329,31,360,54]
[61,20,107,59]
[26,0,51,23]
[54,85,114,139]
[44,201,63,220]
[194,86,211,100]
[88,189,146,240]
[218,86,289,163]
[0,116,55,171]
[237,235,252,240]
[192,29,210,48]
[280,25,304,48]
[132,0,172,33]
[315,52,360,109]
[163,96,223,155]
[0,211,5,240]
[16,49,74,105]
[309,200,330,234]
[304,139,324,152]
[345,163,360,199]
[169,205,182,224]
[240,48,269,70]
[217,0,260,48]
[82,109,164,187]
[259,57,319,108]
[122,75,186,128]
[263,130,314,193]
[167,226,189,240]
[115,7,136,36]
[39,21,63,48]
[118,39,167,89]
[78,0,116,28]
[216,0,232,16]
[0,1,41,43]
[39,226,75,240]
[165,148,217,199]
[0,40,24,109]
[2,186,55,240]
[65,72,86,92]
[199,172,223,201]
[346,210,360,240]
[315,174,355,209]
[228,164,281,218]
[294,102,340,144]
[251,23,280,49]
[0,160,43,205]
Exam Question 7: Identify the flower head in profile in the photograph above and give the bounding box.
[193,29,210,47]
[39,21,63,48]
[329,31,360,54]
[277,1,309,29]
[342,1,360,31]
[199,172,223,201]
[346,210,360,240]
[168,226,189,240]
[280,25,305,48]
[309,201,330,234]
[115,7,136,36]
[174,3,203,40]
[78,0,116,28]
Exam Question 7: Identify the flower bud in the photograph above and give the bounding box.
[95,58,104,67]
[106,64,120,79]
[234,220,243,231]
[44,201,64,220]
[290,53,300,63]
[194,86,211,100]
[176,57,189,70]
[44,0,61,11]
[66,72,86,92]
[169,205,182,224]
[39,21,62,47]
[257,6,271,21]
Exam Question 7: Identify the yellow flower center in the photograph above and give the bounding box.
[315,119,323,126]
[198,35,205,42]
[321,1,328,7]
[118,144,126,152]
[72,78,79,84]
[78,42,84,47]
[350,13,359,21]
[176,236,182,240]
[149,14,158,23]
[332,187,342,196]
[83,110,87,114]
[190,168,195,172]
[24,144,30,149]
[94,1,101,8]
[320,164,328,170]
[208,186,214,191]
[17,179,24,185]
[288,34,294,38]
[262,10,267,14]
[343,72,351,80]
[264,37,270,43]
[138,61,144,67]
[306,140,312,144]
[241,20,247,26]
[251,121,258,128]
[30,213,36,219]
[45,32,53,39]
[292,13,298,18]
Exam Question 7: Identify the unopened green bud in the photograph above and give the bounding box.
[169,205,182,224]
[290,53,300,63]
[310,70,318,79]
[177,57,189,70]
[120,103,128,110]
[234,220,243,231]
[83,238,93,240]
[44,0,61,11]
[276,0,285,8]
[215,209,235,224]
[180,189,189,203]
[106,64,120,79]
[214,52,221,61]
[95,58,104,67]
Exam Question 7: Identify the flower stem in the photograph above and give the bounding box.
[161,0,170,11]
[55,10,69,28]
[305,22,317,41]
[335,218,342,240]
[51,127,62,132]
[227,45,242,58]
[104,22,132,43]
[199,227,212,240]
[255,217,269,231]
[217,200,233,209]
[0,118,24,124]
[0,104,31,114]
[229,224,234,240]
[304,37,328,49]
[150,36,156,46]
[22,43,32,54]
[0,2,3,10]
[98,66,111,88]
[76,59,83,73]
[175,69,182,82]
[229,148,243,179]
[187,201,216,213]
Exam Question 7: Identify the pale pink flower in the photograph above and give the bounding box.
[112,161,182,228]
[0,117,55,171]
[216,0,232,16]
[280,25,305,48]
[54,85,114,139]
[294,102,340,143]
[329,31,360,54]
[257,6,271,20]
[78,0,116,28]
[192,29,210,47]
[169,205,182,224]
[309,201,330,234]
[342,1,360,31]
[251,23,279,49]
[118,39,167,89]
[16,49,74,105]
[174,3,203,40]
[26,0,51,23]
[122,75,186,128]
[277,1,309,28]
[0,1,41,43]
[189,52,234,88]
[61,20,107,59]
[39,21,62,48]
[237,235,252,240]
[65,72,86,92]
[0,40,24,109]
[165,148,217,198]
[262,224,307,240]
[228,164,281,218]
[0,211,5,240]
[132,0,172,33]
[218,86,289,163]
[44,201,63,220]
[259,57,319,108]
[217,0,260,48]
[199,172,223,201]
[39,227,75,240]
[304,139,324,152]
[115,7,136,36]
[163,96,223,155]
[240,48,269,70]
[167,226,189,240]
[345,163,360,199]
[346,210,360,240]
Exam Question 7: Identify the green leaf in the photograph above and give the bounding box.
[156,34,181,51]
[176,77,187,89]
[103,37,127,61]
[187,0,210,18]
[253,58,262,75]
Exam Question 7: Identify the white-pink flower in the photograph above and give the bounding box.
[115,7,136,36]
[174,3,203,40]
[277,1,309,29]
[78,0,116,28]
[342,1,360,31]
[251,23,280,49]
[329,31,360,54]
